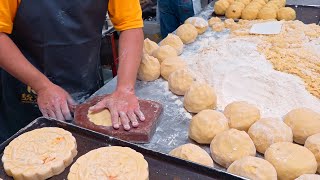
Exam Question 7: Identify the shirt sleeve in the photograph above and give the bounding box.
[0,0,20,34]
[108,0,144,31]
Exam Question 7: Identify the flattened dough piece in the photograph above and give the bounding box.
[88,109,121,126]
[68,146,149,180]
[2,127,77,180]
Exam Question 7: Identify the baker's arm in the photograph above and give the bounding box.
[90,28,145,130]
[0,32,73,120]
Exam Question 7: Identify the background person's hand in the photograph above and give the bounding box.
[89,90,145,131]
[36,83,74,121]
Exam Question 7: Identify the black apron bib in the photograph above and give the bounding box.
[0,0,108,142]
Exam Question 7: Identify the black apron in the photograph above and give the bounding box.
[0,0,108,142]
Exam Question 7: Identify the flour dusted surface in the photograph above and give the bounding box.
[181,34,320,118]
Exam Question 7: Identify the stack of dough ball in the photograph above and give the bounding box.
[168,69,194,95]
[227,156,277,180]
[137,54,160,81]
[241,2,263,20]
[176,24,198,44]
[265,142,317,180]
[248,118,293,154]
[236,0,251,6]
[143,38,159,55]
[284,108,320,144]
[152,45,177,63]
[268,0,284,9]
[295,174,320,180]
[208,17,222,26]
[226,1,246,19]
[252,0,266,6]
[277,7,296,20]
[224,18,236,29]
[160,33,184,55]
[68,146,149,180]
[258,7,277,19]
[183,83,217,113]
[224,101,261,131]
[214,0,231,15]
[305,133,320,173]
[169,143,214,167]
[160,57,187,80]
[189,110,229,144]
[212,22,225,32]
[210,129,256,168]
[185,17,209,34]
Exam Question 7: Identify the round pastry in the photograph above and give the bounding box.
[227,156,277,180]
[277,7,296,20]
[160,57,187,80]
[214,0,230,15]
[159,33,184,55]
[2,127,77,180]
[189,110,229,144]
[265,142,317,180]
[284,108,320,144]
[152,45,177,63]
[258,7,278,20]
[224,101,260,131]
[168,69,194,95]
[169,143,214,167]
[68,146,148,180]
[184,83,217,113]
[224,18,236,29]
[176,24,198,44]
[137,54,161,81]
[185,17,209,34]
[210,129,256,168]
[248,118,293,154]
[305,133,320,173]
[208,17,222,26]
[143,38,159,55]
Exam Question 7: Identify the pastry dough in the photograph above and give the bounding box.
[88,109,121,126]
[2,127,77,180]
[68,146,149,180]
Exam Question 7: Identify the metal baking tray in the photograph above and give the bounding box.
[0,118,243,180]
[212,4,320,25]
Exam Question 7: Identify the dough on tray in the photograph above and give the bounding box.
[137,54,161,82]
[168,69,194,95]
[169,143,214,167]
[160,57,187,80]
[2,127,77,180]
[248,117,293,154]
[305,133,320,173]
[159,33,184,55]
[189,110,229,144]
[143,38,159,55]
[176,24,198,44]
[68,146,149,180]
[265,142,317,180]
[152,45,177,63]
[210,129,256,168]
[184,17,209,34]
[227,156,277,180]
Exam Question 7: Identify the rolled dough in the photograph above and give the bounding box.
[87,109,121,126]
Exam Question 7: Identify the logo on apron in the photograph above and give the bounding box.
[21,86,37,104]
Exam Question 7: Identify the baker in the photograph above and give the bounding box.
[0,0,145,143]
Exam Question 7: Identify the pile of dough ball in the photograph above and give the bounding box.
[214,0,296,21]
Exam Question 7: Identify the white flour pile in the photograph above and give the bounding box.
[181,36,320,118]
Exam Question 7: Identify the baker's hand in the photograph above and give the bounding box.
[36,83,74,121]
[89,90,145,130]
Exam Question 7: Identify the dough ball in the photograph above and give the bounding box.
[269,0,284,8]
[265,142,317,180]
[227,0,235,4]
[210,129,256,168]
[137,54,161,81]
[208,17,222,26]
[264,3,280,10]
[247,2,264,9]
[169,143,214,167]
[277,7,296,20]
[143,38,159,55]
[168,69,194,95]
[295,174,320,180]
[214,0,230,15]
[251,0,266,6]
[248,118,293,154]
[160,57,187,80]
[258,7,277,19]
[226,3,245,19]
[224,18,236,29]
[227,156,277,180]
[212,22,225,32]
[160,34,184,55]
[176,24,198,44]
[241,5,260,20]
[185,17,209,34]
[284,108,320,144]
[305,133,320,173]
[235,0,251,5]
[189,110,229,144]
[152,45,177,63]
[183,83,217,113]
[224,101,261,131]
[232,1,246,9]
